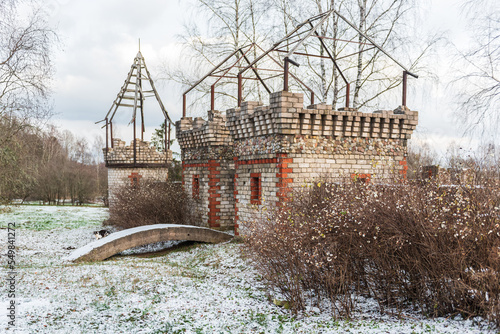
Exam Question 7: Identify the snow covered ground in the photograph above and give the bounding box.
[0,205,498,333]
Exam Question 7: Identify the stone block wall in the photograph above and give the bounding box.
[177,111,235,230]
[177,91,418,234]
[107,167,168,207]
[104,138,171,209]
[106,138,172,164]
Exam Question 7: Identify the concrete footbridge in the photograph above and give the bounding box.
[66,224,233,262]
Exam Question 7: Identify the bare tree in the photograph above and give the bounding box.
[264,0,436,109]
[166,0,435,113]
[454,0,500,136]
[0,0,56,201]
[0,0,56,132]
[160,0,275,115]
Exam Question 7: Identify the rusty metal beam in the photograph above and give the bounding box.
[312,35,374,46]
[311,24,349,86]
[285,11,332,60]
[284,57,289,92]
[257,44,316,97]
[239,48,271,94]
[345,83,350,108]
[183,94,186,117]
[182,45,253,96]
[209,75,258,80]
[275,49,332,59]
[402,71,407,107]
[335,46,376,61]
[333,9,412,74]
[238,73,242,106]
[211,84,215,110]
[133,118,137,165]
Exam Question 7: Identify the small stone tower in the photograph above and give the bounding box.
[99,50,174,208]
[176,110,235,230]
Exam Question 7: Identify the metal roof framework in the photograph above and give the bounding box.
[182,43,317,117]
[183,9,418,117]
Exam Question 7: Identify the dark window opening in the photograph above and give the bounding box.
[250,174,261,205]
[192,175,200,199]
[128,172,142,189]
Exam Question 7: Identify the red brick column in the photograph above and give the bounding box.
[399,157,408,179]
[233,157,239,235]
[207,159,221,228]
[276,153,293,206]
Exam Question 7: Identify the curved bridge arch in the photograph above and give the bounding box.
[67,224,233,262]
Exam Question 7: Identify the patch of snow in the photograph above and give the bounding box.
[0,206,497,333]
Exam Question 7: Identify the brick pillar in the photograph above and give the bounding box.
[207,159,221,228]
[233,157,239,236]
[399,157,408,179]
[276,153,293,206]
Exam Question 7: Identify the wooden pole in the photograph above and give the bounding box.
[164,121,168,152]
[133,118,137,165]
[110,121,114,148]
[168,122,171,150]
[105,118,109,156]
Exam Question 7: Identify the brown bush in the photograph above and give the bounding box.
[108,180,200,230]
[243,178,500,325]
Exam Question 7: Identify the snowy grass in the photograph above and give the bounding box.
[0,205,108,230]
[0,205,498,333]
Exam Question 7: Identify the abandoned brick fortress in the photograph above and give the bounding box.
[101,11,418,235]
[177,92,417,234]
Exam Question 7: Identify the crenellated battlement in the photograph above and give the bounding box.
[176,110,232,151]
[226,91,418,141]
[105,138,172,166]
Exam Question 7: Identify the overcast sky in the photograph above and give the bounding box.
[45,0,490,160]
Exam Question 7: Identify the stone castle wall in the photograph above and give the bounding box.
[177,111,235,230]
[104,138,171,209]
[176,91,418,233]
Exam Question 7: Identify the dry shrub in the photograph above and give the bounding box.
[244,178,500,325]
[108,180,200,229]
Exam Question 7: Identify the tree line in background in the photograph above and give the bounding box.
[407,140,500,183]
[0,120,107,205]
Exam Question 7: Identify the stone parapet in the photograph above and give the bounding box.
[176,110,232,152]
[105,138,172,165]
[226,91,418,141]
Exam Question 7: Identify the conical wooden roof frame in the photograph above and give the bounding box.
[103,50,173,127]
[98,49,173,165]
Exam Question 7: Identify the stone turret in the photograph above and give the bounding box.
[105,138,172,208]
